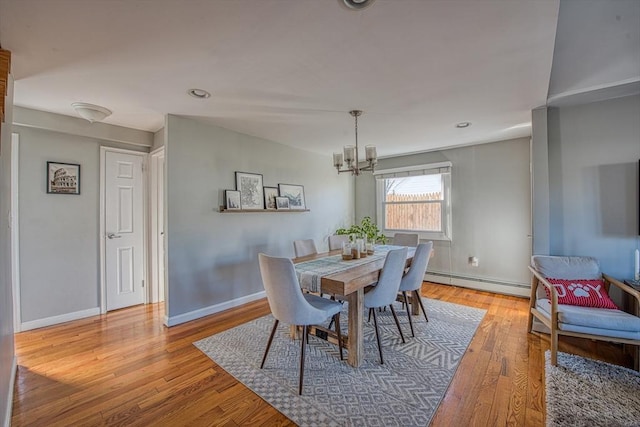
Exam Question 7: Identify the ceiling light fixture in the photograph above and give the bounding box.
[71,102,112,123]
[341,0,376,10]
[455,122,471,128]
[187,88,211,99]
[333,110,377,176]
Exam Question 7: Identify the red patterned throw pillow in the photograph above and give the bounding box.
[545,278,618,309]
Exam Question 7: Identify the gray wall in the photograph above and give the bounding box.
[0,73,15,427]
[165,115,354,320]
[16,126,101,321]
[355,137,532,289]
[544,94,640,278]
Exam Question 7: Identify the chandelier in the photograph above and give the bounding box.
[333,110,377,175]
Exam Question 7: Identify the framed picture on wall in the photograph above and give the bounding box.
[275,196,290,210]
[278,183,306,210]
[225,190,241,210]
[263,186,279,210]
[47,161,80,195]
[235,171,264,209]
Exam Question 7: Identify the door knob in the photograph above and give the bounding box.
[107,233,122,239]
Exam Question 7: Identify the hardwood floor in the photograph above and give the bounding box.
[11,283,633,426]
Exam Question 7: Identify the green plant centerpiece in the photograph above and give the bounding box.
[335,216,387,244]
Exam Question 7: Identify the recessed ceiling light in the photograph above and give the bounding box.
[341,0,375,10]
[187,88,211,99]
[455,122,471,128]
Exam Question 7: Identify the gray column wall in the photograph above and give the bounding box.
[0,73,14,427]
[545,94,640,279]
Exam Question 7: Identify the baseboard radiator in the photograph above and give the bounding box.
[424,271,530,297]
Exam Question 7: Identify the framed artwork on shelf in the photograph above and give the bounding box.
[225,190,241,210]
[275,196,290,210]
[235,171,264,210]
[278,183,306,210]
[47,161,80,195]
[263,186,279,210]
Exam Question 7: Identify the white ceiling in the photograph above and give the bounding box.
[0,0,561,157]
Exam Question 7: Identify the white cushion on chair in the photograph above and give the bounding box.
[531,256,601,280]
[536,298,640,339]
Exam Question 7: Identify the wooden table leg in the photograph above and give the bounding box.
[347,288,364,367]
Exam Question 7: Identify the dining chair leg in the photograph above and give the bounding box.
[371,308,384,364]
[261,319,279,369]
[389,304,406,344]
[334,313,344,361]
[402,291,415,337]
[299,325,307,395]
[414,290,429,322]
[368,307,373,323]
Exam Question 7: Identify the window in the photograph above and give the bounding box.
[375,162,452,241]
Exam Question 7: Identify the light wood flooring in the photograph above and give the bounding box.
[11,283,633,426]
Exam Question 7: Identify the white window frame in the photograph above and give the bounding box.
[374,162,452,241]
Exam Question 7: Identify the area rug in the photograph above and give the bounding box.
[194,299,485,426]
[545,351,640,427]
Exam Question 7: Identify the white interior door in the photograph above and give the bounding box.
[105,150,145,311]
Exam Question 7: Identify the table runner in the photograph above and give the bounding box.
[294,245,403,292]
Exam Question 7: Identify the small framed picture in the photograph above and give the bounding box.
[278,183,306,210]
[47,161,80,195]
[275,196,290,210]
[225,190,241,210]
[235,171,264,209]
[263,186,279,210]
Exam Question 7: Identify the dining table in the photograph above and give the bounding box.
[293,245,415,367]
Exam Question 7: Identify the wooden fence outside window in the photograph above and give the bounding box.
[384,192,442,231]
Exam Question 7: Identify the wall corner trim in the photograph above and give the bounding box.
[165,291,267,327]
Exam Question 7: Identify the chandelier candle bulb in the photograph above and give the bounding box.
[365,145,377,162]
[333,152,344,168]
[344,145,356,163]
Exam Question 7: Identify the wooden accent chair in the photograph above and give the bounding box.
[328,234,350,251]
[364,247,408,364]
[398,242,433,337]
[528,255,640,367]
[392,233,419,247]
[258,253,344,394]
[293,239,318,258]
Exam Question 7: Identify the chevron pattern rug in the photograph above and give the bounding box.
[194,299,485,426]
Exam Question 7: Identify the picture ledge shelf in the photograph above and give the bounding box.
[219,207,310,213]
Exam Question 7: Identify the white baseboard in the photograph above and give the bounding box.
[20,307,101,331]
[165,291,267,327]
[3,356,16,427]
[425,271,530,298]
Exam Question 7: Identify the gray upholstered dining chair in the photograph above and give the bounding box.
[398,241,433,337]
[392,233,419,247]
[328,234,350,251]
[258,253,344,395]
[293,239,318,258]
[364,247,408,364]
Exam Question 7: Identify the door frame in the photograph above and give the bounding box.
[149,146,165,304]
[99,146,149,314]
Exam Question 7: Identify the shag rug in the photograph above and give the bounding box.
[195,299,485,426]
[545,351,640,427]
